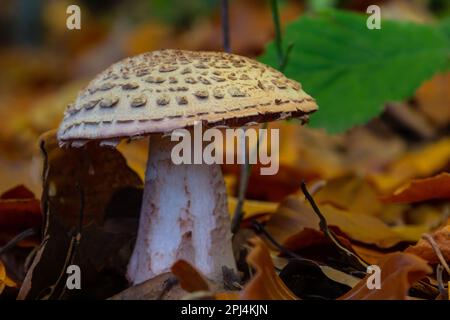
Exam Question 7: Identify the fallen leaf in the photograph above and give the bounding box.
[228,197,278,221]
[0,260,17,295]
[339,252,431,300]
[171,260,210,293]
[109,273,186,300]
[284,226,369,267]
[382,172,450,203]
[18,130,143,300]
[391,225,431,243]
[350,245,389,266]
[267,195,405,248]
[370,137,450,192]
[39,130,142,226]
[279,260,354,299]
[314,175,406,218]
[240,237,297,300]
[405,225,450,264]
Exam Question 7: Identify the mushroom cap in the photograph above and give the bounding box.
[58,49,317,145]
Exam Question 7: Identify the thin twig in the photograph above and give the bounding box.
[280,42,294,72]
[40,184,85,300]
[300,181,368,271]
[221,0,230,53]
[270,0,284,67]
[231,142,250,234]
[436,265,448,299]
[0,228,36,256]
[251,220,321,267]
[231,127,270,233]
[422,233,450,275]
[56,184,85,299]
[231,0,289,234]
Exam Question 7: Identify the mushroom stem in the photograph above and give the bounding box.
[127,134,236,285]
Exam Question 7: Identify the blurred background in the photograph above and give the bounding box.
[0,0,448,195]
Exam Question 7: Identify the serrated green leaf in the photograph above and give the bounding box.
[260,10,449,133]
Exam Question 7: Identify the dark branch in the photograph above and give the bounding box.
[221,0,231,53]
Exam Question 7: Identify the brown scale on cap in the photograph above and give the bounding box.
[58,49,317,145]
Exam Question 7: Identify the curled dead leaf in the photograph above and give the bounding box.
[339,252,431,300]
[171,260,210,293]
[382,172,450,204]
[406,225,450,265]
[370,138,450,193]
[240,237,298,300]
[18,130,143,300]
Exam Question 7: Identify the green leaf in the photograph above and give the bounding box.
[440,16,450,45]
[260,10,449,133]
[440,17,450,70]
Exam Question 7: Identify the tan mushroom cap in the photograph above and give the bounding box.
[57,49,317,145]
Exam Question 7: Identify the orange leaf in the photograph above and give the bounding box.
[382,172,450,204]
[339,252,431,300]
[215,292,240,300]
[240,237,298,300]
[405,225,450,264]
[171,260,210,293]
[0,260,17,295]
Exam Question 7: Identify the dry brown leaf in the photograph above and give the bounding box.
[109,273,186,300]
[405,225,450,264]
[283,227,355,255]
[171,260,210,293]
[382,172,450,203]
[240,237,298,300]
[350,245,389,266]
[339,252,431,300]
[18,130,143,300]
[267,195,405,248]
[40,129,142,226]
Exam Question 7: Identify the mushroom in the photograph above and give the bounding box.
[57,49,318,285]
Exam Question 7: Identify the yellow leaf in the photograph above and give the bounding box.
[370,138,450,193]
[267,195,406,248]
[314,175,406,219]
[391,225,431,242]
[228,197,278,220]
[0,260,17,295]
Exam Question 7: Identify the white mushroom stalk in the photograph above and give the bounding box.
[127,133,235,284]
[56,49,318,286]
